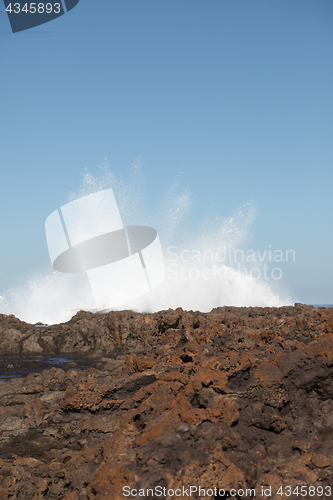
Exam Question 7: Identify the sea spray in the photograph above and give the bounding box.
[0,161,292,324]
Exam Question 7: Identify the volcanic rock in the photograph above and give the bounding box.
[0,305,332,499]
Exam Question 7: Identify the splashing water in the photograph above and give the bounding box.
[0,161,292,324]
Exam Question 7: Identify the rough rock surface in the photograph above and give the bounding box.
[0,304,332,499]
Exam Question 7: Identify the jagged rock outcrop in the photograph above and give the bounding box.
[0,304,332,499]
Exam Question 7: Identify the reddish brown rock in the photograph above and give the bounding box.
[0,305,331,498]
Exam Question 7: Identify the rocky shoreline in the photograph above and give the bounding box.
[0,304,332,499]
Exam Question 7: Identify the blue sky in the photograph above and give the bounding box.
[1,0,332,307]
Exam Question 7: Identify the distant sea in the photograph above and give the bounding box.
[312,304,333,308]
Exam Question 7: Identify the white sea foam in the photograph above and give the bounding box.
[0,160,292,324]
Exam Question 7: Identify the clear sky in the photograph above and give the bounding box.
[1,0,332,309]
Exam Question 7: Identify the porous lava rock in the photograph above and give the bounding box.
[0,305,332,499]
